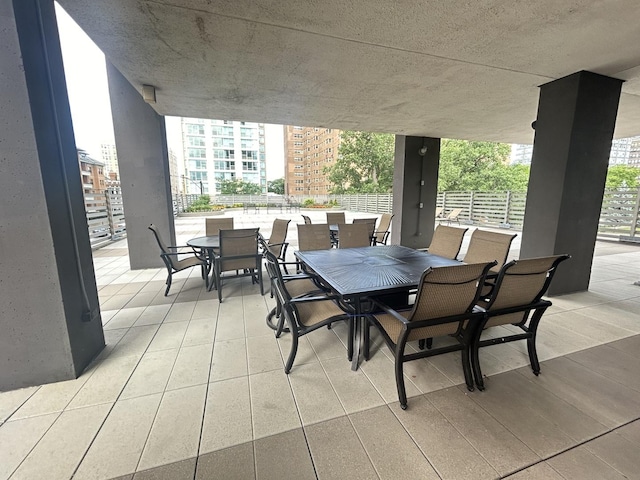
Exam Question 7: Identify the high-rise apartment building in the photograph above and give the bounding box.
[511,137,640,166]
[628,137,640,168]
[284,126,341,195]
[100,143,119,179]
[78,149,105,194]
[182,118,267,195]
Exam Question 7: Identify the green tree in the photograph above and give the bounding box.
[325,131,394,194]
[606,165,639,189]
[438,139,528,191]
[218,178,262,195]
[267,178,285,195]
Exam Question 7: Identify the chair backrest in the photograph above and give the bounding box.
[483,255,570,327]
[435,207,444,218]
[269,219,290,256]
[206,217,234,236]
[149,224,175,269]
[408,262,495,333]
[326,212,346,224]
[462,229,517,272]
[301,214,312,224]
[446,208,463,220]
[219,228,259,271]
[428,225,469,259]
[297,224,331,251]
[352,218,377,240]
[338,223,371,248]
[374,213,394,243]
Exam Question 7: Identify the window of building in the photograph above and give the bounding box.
[242,161,258,171]
[294,165,304,169]
[213,149,235,159]
[241,139,257,149]
[294,157,303,162]
[212,137,234,148]
[187,148,206,158]
[190,171,208,181]
[186,124,204,135]
[212,125,234,136]
[213,160,235,170]
[294,142,303,147]
[293,133,303,139]
[241,127,257,138]
[190,159,207,170]
[241,150,257,160]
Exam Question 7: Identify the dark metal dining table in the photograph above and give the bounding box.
[187,235,219,290]
[294,245,461,370]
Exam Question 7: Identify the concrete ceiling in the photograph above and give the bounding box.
[58,0,640,143]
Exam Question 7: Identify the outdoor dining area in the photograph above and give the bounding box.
[3,211,640,480]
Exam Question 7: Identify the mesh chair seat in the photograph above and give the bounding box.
[374,310,462,343]
[338,223,371,248]
[174,255,206,270]
[295,298,347,328]
[213,228,263,302]
[427,225,468,259]
[286,277,320,298]
[374,213,393,245]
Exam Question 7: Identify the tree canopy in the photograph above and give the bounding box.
[217,178,262,195]
[267,177,285,195]
[325,131,394,194]
[324,133,529,193]
[438,139,529,191]
[605,165,639,189]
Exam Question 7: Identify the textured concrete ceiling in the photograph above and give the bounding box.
[58,0,640,143]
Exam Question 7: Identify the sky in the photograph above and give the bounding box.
[55,4,285,180]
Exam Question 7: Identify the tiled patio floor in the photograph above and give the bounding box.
[2,212,640,479]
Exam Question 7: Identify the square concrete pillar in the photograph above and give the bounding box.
[107,63,175,269]
[0,0,104,390]
[391,136,441,249]
[521,71,623,294]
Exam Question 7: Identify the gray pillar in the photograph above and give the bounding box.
[0,0,104,390]
[521,71,623,295]
[107,63,175,269]
[391,136,441,249]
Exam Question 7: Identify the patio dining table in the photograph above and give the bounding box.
[294,245,461,370]
[187,235,219,290]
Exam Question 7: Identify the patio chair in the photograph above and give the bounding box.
[352,218,377,245]
[367,261,496,409]
[297,224,332,251]
[301,214,312,224]
[268,245,352,373]
[266,218,291,271]
[213,228,263,302]
[434,207,444,220]
[338,223,372,248]
[148,224,208,296]
[205,217,234,236]
[260,237,328,336]
[471,254,570,390]
[326,211,346,225]
[462,229,517,274]
[441,207,463,224]
[373,213,394,245]
[426,225,469,259]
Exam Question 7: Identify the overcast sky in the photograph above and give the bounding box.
[55,3,284,180]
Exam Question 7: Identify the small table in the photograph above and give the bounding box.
[187,235,220,290]
[295,245,461,370]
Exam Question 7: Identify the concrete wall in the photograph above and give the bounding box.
[0,0,104,390]
[107,63,176,269]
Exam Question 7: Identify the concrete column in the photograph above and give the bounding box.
[0,0,104,390]
[391,136,441,249]
[107,63,175,269]
[521,71,623,295]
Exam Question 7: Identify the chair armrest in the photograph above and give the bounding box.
[290,294,342,304]
[369,298,411,325]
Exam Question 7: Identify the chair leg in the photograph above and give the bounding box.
[258,267,264,295]
[285,331,299,374]
[395,353,408,410]
[471,341,484,390]
[461,347,475,392]
[347,316,354,361]
[527,336,541,375]
[165,272,172,296]
[216,269,222,303]
[363,319,370,361]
